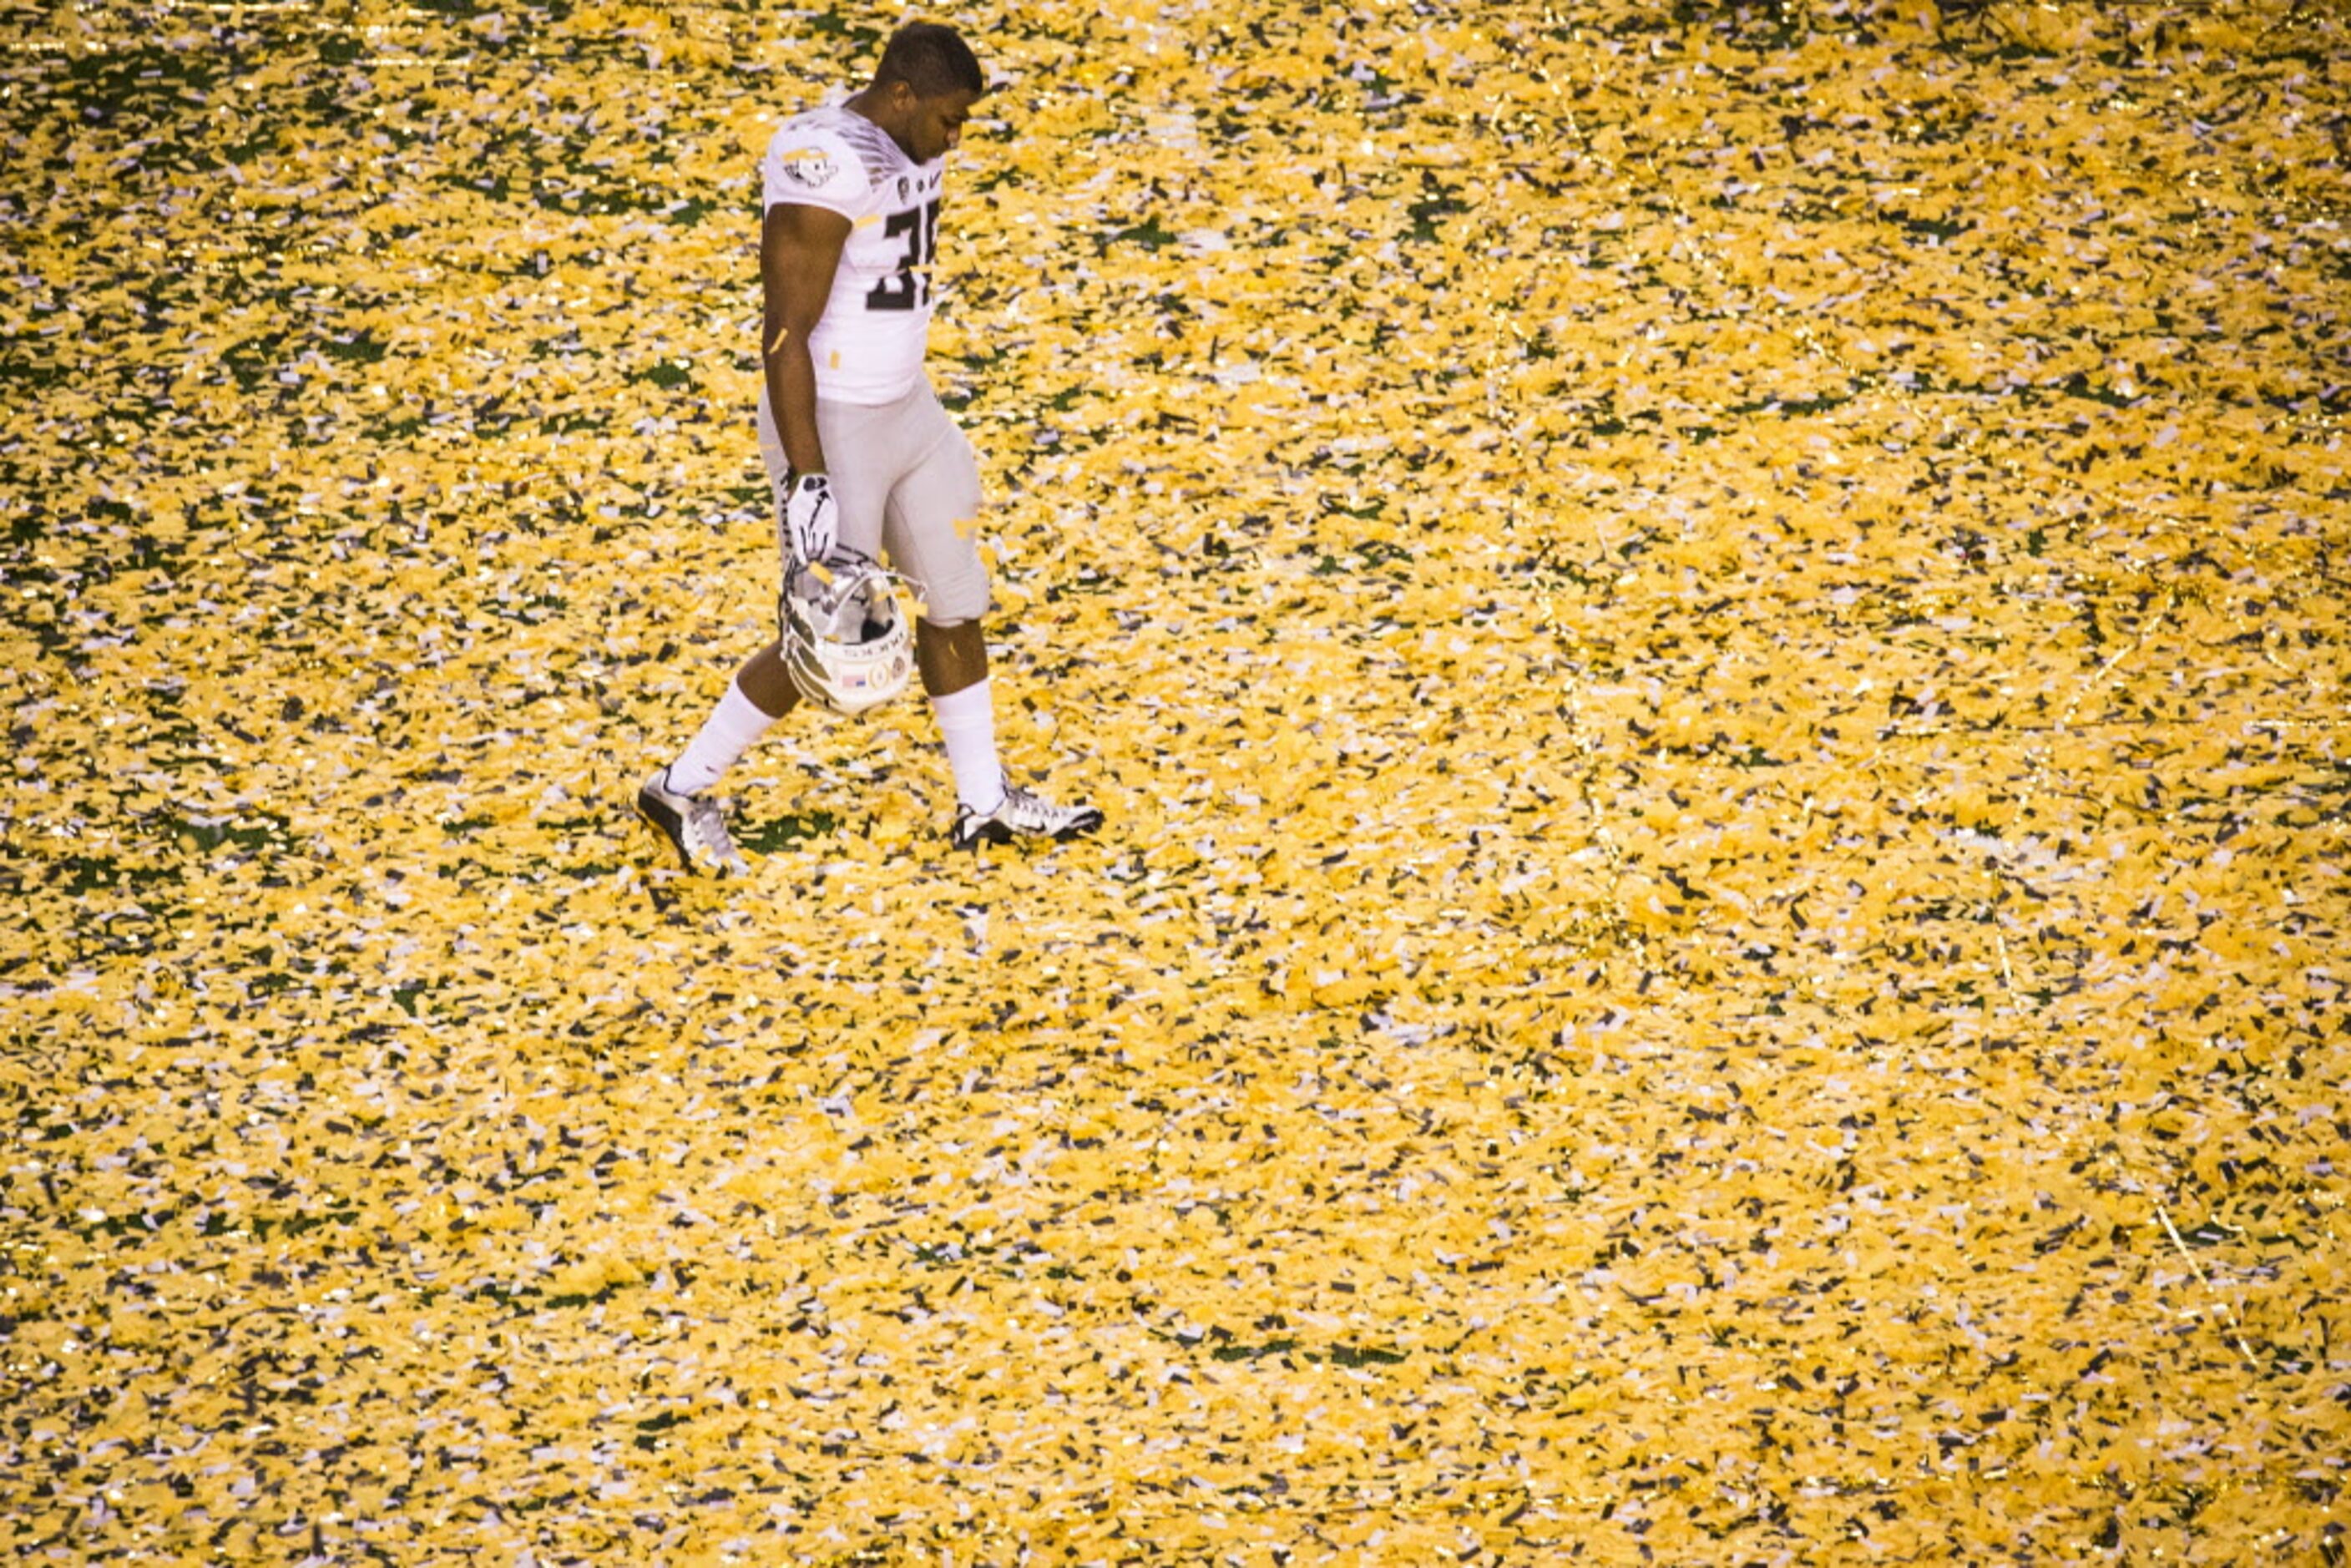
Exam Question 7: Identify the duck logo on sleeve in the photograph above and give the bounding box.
[779,146,838,187]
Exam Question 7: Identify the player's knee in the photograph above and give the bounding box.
[911,574,991,629]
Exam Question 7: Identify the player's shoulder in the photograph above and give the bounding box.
[762,104,908,198]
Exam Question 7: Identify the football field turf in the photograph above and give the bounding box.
[3,2,2345,1561]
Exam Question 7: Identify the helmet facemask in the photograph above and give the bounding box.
[780,554,915,716]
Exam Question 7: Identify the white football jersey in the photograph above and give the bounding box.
[760,105,947,406]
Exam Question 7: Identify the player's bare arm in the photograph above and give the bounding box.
[761,200,851,478]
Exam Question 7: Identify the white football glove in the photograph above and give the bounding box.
[781,472,837,564]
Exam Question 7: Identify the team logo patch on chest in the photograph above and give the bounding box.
[778,146,837,186]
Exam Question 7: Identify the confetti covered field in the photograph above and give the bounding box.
[4,1,2348,1562]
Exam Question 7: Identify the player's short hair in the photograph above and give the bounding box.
[873,22,985,99]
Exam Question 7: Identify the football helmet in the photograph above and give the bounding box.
[780,551,914,716]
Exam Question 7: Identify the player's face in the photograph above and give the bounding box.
[908,89,982,162]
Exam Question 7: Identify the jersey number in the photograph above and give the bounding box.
[867,200,941,311]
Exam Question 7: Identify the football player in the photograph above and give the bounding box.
[639,21,1102,874]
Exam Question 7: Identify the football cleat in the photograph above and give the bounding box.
[950,783,1105,851]
[780,550,914,716]
[636,766,749,876]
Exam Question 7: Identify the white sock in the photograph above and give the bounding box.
[931,680,1006,814]
[667,679,775,797]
